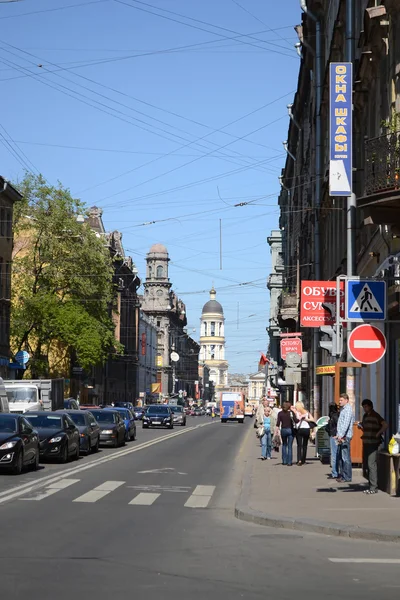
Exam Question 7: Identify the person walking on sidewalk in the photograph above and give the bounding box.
[293,401,314,466]
[336,393,354,483]
[359,399,388,495]
[326,403,340,479]
[276,401,297,466]
[260,406,272,460]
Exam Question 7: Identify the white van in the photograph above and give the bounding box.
[0,377,10,413]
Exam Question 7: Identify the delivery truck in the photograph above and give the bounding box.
[220,391,245,424]
[5,379,64,414]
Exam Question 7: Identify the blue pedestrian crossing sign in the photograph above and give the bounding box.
[345,279,386,322]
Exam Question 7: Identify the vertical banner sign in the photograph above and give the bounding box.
[329,62,353,197]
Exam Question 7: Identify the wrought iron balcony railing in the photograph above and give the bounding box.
[365,132,400,196]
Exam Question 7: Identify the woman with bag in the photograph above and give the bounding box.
[293,401,316,466]
[276,401,297,466]
[259,406,272,460]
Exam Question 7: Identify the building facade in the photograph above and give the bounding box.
[141,243,199,399]
[199,288,228,390]
[137,310,158,404]
[272,0,400,430]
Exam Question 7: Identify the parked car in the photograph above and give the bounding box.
[184,407,191,415]
[0,413,40,474]
[205,407,211,416]
[169,405,186,426]
[90,409,126,447]
[191,407,202,417]
[142,405,173,429]
[57,410,100,454]
[63,398,80,410]
[24,412,80,463]
[104,407,136,441]
[80,404,102,410]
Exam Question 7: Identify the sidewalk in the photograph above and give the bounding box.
[235,427,400,542]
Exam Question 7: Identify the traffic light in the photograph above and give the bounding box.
[319,326,335,355]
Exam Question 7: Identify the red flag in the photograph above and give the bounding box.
[259,353,268,367]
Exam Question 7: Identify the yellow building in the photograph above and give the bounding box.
[199,288,228,391]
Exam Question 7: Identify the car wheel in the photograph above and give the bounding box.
[131,429,136,441]
[93,437,100,453]
[60,443,68,463]
[12,450,23,475]
[113,437,118,448]
[73,443,80,460]
[169,424,174,429]
[221,419,227,423]
[142,424,148,429]
[31,447,40,471]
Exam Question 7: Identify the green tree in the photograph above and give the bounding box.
[11,173,120,377]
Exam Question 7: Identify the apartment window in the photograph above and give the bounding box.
[156,265,163,278]
[157,320,161,328]
[6,209,11,239]
[0,258,3,297]
[210,321,215,336]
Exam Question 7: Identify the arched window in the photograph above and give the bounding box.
[156,265,163,278]
[148,265,152,278]
[203,322,207,336]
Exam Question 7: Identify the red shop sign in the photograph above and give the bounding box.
[300,280,345,328]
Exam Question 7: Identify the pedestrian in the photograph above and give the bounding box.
[260,406,272,460]
[211,406,216,419]
[326,403,340,479]
[293,401,314,465]
[359,399,388,494]
[335,393,355,483]
[276,401,297,466]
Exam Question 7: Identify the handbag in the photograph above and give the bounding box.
[256,425,265,438]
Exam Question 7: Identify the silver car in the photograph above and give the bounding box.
[169,405,186,426]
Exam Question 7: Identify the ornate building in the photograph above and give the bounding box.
[141,243,199,398]
[199,288,228,391]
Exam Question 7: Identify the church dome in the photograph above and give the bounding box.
[148,243,168,256]
[202,287,223,315]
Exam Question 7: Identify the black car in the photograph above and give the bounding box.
[57,410,100,454]
[142,405,173,429]
[0,414,40,474]
[64,398,80,410]
[90,409,126,447]
[132,406,145,420]
[25,412,80,463]
[114,401,135,412]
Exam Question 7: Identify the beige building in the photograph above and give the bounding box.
[199,288,228,391]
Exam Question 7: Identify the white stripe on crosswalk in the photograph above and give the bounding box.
[184,485,215,508]
[129,493,160,506]
[73,480,125,503]
[20,479,80,502]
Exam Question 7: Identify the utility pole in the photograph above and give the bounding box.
[346,0,356,409]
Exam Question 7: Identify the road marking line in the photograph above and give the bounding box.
[353,340,381,349]
[0,422,215,506]
[129,492,160,505]
[73,481,124,503]
[20,479,80,502]
[329,559,400,564]
[94,480,125,492]
[128,485,191,493]
[184,484,215,508]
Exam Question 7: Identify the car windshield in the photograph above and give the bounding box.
[115,409,129,419]
[69,413,86,426]
[0,416,17,433]
[5,387,37,403]
[25,415,62,428]
[91,411,115,423]
[147,406,169,414]
[170,406,183,413]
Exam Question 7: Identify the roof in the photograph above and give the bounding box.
[148,243,168,255]
[202,287,223,315]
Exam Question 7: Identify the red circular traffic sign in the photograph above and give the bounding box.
[348,324,386,364]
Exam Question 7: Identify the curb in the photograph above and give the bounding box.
[234,453,400,543]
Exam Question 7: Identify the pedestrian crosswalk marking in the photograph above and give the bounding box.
[184,485,215,508]
[73,480,124,503]
[349,283,383,314]
[129,492,160,506]
[20,478,80,501]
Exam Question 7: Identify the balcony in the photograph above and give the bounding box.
[277,291,298,328]
[358,132,400,228]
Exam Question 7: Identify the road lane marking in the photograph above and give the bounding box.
[128,485,191,493]
[20,479,80,501]
[129,492,160,505]
[73,480,125,503]
[184,484,215,508]
[0,421,218,506]
[329,559,400,564]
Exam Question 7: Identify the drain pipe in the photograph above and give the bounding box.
[300,0,322,417]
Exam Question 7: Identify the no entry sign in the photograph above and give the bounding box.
[300,280,345,327]
[347,324,386,364]
[280,337,302,359]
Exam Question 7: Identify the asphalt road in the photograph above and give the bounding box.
[1,416,400,599]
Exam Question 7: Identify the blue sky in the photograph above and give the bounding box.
[0,0,301,374]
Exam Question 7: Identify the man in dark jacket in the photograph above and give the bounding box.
[359,399,388,494]
[326,403,340,479]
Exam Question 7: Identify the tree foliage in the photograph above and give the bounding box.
[11,174,119,377]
